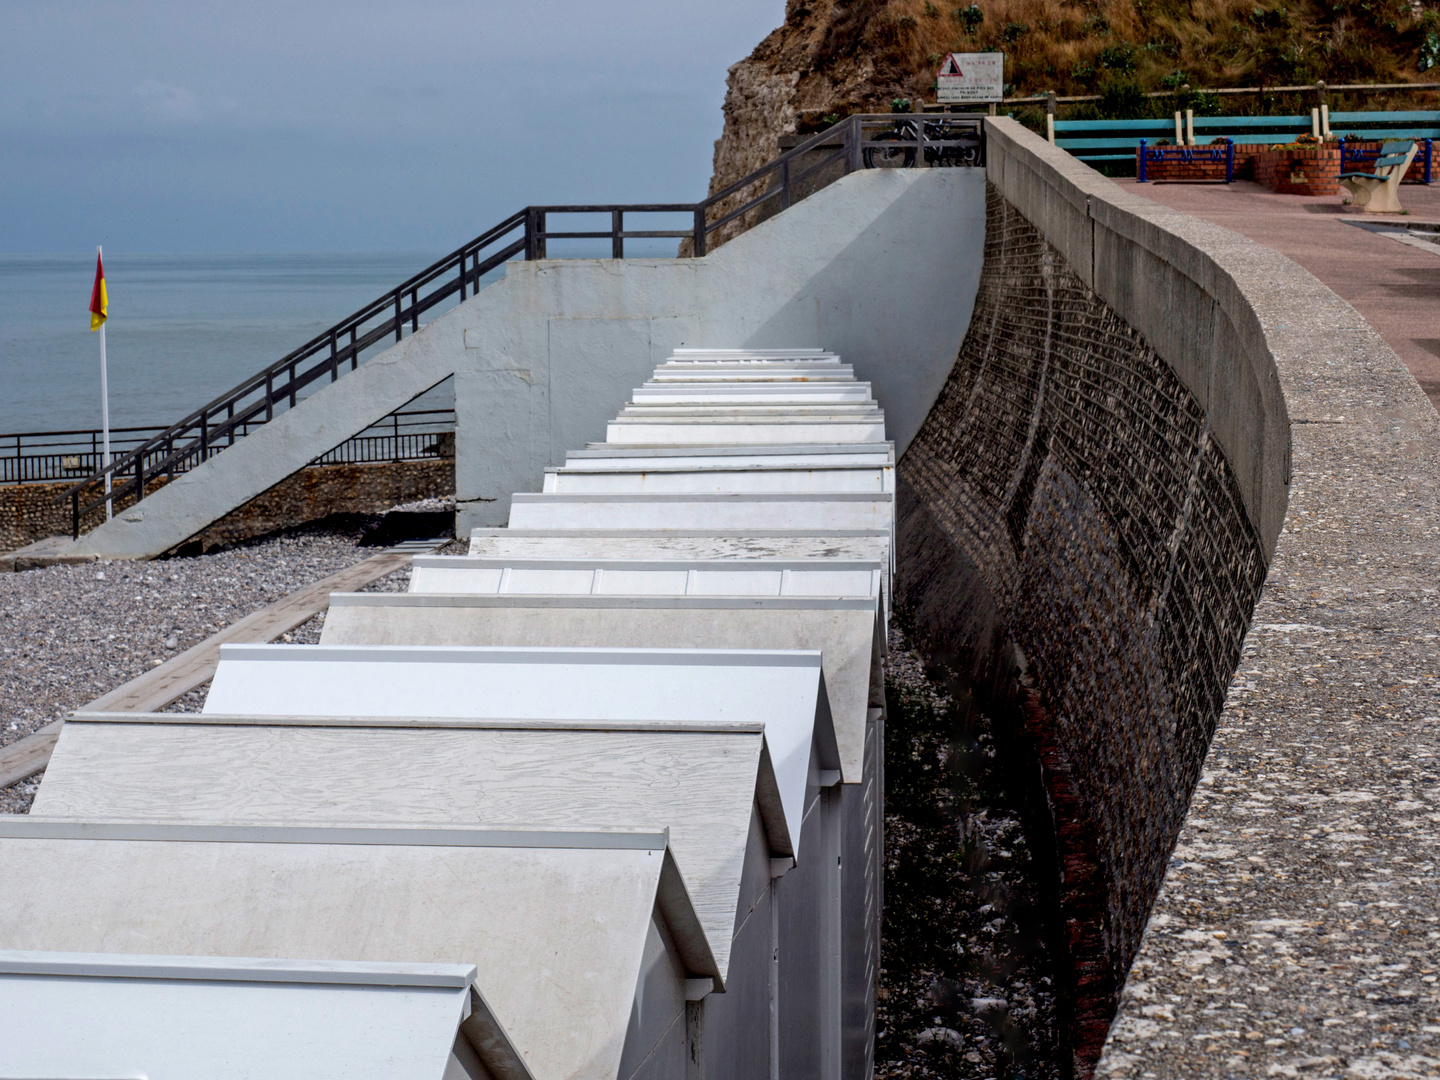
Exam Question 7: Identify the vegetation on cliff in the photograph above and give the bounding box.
[701,0,1440,197]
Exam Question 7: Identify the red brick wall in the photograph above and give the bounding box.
[1252,145,1342,195]
[1136,149,1231,182]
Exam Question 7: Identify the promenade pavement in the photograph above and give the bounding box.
[1128,178,1440,414]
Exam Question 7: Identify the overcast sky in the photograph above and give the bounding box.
[0,0,785,253]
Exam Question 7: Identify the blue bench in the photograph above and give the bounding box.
[1339,140,1420,212]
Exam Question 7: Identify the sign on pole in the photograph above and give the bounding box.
[937,52,1004,104]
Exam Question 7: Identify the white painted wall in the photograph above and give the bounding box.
[455,168,984,529]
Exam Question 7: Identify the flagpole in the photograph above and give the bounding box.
[97,245,112,520]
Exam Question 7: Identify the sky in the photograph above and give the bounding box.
[0,0,786,253]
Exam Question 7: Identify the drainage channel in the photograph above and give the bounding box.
[878,626,1067,1080]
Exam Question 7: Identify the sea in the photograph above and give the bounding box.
[0,252,474,436]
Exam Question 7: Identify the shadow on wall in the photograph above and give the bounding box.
[895,184,1270,1077]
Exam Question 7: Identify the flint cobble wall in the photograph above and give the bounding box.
[901,117,1440,1079]
[897,183,1269,1070]
[0,458,452,554]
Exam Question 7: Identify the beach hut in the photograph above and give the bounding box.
[0,820,712,1080]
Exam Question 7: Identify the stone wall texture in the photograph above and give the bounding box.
[0,458,452,554]
[897,182,1270,1071]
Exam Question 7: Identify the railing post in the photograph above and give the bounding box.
[393,411,401,463]
[1138,139,1148,183]
[779,160,791,210]
[71,490,80,540]
[200,414,208,461]
[612,209,624,259]
[847,115,863,173]
[458,253,466,301]
[524,208,537,260]
[13,434,19,486]
[535,211,546,259]
[1226,138,1235,184]
[330,329,339,381]
[411,287,418,333]
[394,290,403,342]
[1427,139,1433,184]
[692,207,707,258]
[266,372,274,422]
[351,327,358,370]
[228,401,236,445]
[289,361,297,408]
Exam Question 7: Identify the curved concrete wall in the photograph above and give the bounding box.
[897,117,1440,1076]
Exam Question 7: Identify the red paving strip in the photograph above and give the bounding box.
[1126,178,1440,414]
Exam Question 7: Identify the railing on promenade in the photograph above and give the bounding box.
[56,115,985,533]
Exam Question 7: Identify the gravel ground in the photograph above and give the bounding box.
[879,626,1064,1080]
[0,523,463,815]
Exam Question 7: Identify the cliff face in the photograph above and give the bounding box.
[704,0,941,204]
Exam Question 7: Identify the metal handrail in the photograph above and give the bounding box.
[4,409,453,489]
[58,114,984,529]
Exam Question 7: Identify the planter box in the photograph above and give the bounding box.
[1253,145,1341,195]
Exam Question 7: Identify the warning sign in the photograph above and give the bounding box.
[936,52,1004,104]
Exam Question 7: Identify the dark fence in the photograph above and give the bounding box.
[57,114,984,528]
[3,408,454,487]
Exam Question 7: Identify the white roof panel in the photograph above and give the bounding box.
[507,492,893,532]
[36,719,789,979]
[632,383,873,403]
[409,557,882,600]
[0,952,485,1080]
[203,646,832,850]
[616,404,882,417]
[467,528,888,554]
[542,464,892,494]
[0,822,708,1080]
[317,600,875,784]
[605,419,886,445]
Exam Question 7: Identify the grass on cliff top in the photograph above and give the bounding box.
[793,0,1440,115]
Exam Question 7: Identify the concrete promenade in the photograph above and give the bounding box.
[1130,179,1440,414]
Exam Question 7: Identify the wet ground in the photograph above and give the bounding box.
[877,629,1066,1080]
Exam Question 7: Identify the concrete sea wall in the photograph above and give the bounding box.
[899,117,1440,1077]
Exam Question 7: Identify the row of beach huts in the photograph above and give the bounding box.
[0,349,895,1080]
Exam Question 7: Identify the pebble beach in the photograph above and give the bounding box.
[0,522,458,814]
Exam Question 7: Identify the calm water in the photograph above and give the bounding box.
[0,252,463,434]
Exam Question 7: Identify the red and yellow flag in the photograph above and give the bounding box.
[89,249,107,331]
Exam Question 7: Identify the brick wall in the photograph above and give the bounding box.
[1253,145,1342,195]
[1,458,453,554]
[896,183,1268,1072]
[1137,147,1235,183]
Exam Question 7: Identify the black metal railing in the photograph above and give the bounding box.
[6,407,453,487]
[3,407,453,533]
[57,113,984,532]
